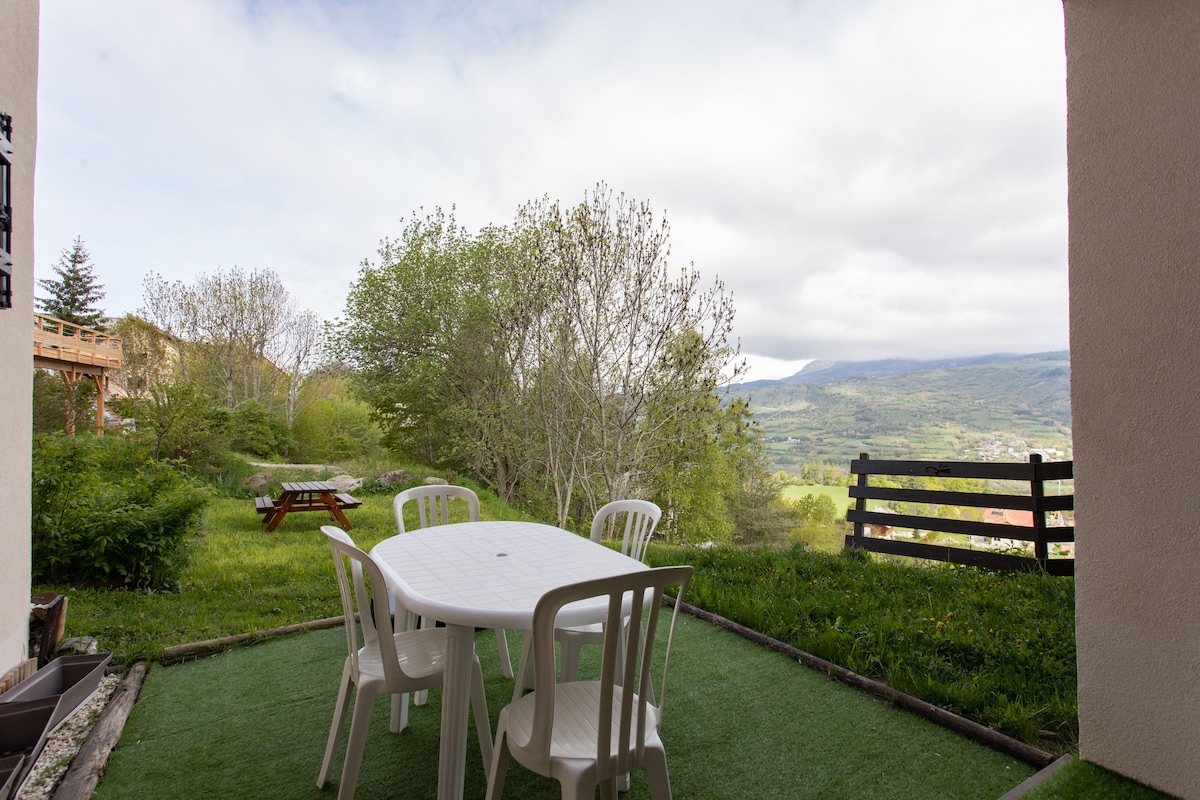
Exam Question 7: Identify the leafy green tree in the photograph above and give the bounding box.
[290,373,382,463]
[338,210,537,501]
[37,236,107,329]
[134,381,229,471]
[339,188,751,530]
[227,400,286,458]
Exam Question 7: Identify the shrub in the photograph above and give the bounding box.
[32,434,214,590]
[115,382,230,476]
[291,395,381,463]
[227,400,286,458]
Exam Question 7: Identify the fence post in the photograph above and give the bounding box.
[1029,453,1049,569]
[852,453,869,542]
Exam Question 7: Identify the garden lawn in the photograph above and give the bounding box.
[647,543,1078,754]
[47,493,1076,757]
[45,491,521,663]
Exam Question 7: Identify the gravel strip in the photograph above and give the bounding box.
[15,674,121,800]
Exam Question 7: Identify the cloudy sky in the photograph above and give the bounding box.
[33,0,1068,381]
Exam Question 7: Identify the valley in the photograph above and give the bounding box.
[725,351,1073,474]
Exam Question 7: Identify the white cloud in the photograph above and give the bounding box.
[34,0,1067,362]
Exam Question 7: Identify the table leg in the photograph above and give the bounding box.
[320,491,353,531]
[266,494,297,532]
[439,623,475,800]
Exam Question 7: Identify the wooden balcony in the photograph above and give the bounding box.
[33,313,122,374]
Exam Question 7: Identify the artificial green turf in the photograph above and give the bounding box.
[93,618,1035,800]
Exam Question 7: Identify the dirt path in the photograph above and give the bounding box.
[247,462,344,472]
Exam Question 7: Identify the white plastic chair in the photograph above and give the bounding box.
[485,565,693,800]
[555,500,662,683]
[317,526,492,800]
[394,485,515,686]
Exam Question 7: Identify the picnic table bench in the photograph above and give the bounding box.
[255,481,361,532]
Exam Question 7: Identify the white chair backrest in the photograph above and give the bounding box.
[590,500,662,563]
[525,565,692,781]
[393,485,480,533]
[322,526,407,685]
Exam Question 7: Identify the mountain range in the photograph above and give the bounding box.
[724,351,1073,472]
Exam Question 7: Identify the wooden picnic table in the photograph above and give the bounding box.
[256,481,361,532]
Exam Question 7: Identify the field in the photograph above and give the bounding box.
[781,484,851,512]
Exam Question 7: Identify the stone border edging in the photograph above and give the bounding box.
[667,597,1059,769]
[51,661,148,800]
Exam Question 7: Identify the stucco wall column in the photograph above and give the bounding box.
[0,0,38,676]
[1066,1,1200,797]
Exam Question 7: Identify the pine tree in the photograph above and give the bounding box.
[38,236,107,330]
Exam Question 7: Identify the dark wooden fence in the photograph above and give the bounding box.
[844,453,1075,576]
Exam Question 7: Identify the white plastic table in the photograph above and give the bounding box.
[369,519,649,800]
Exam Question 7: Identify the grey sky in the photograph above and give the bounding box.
[33,0,1068,381]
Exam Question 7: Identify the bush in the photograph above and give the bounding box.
[32,434,214,590]
[227,400,286,458]
[291,394,381,463]
[113,383,230,476]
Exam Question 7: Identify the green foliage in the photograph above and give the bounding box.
[290,384,381,464]
[798,461,851,486]
[649,542,1078,753]
[31,434,213,590]
[32,369,97,435]
[227,400,286,458]
[37,236,107,329]
[112,383,231,479]
[338,195,761,534]
[778,489,851,552]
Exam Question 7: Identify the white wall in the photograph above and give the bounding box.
[1067,1,1200,797]
[0,0,38,675]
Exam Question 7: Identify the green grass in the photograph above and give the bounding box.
[49,488,1075,756]
[646,543,1078,755]
[781,484,852,509]
[1023,759,1177,800]
[92,620,1036,799]
[45,489,532,664]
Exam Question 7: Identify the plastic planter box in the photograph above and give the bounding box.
[0,653,112,799]
[0,696,57,799]
[0,754,25,800]
[0,653,111,731]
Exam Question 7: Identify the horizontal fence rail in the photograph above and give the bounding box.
[845,453,1075,576]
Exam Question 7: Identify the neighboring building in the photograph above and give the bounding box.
[0,0,38,683]
[982,508,1034,528]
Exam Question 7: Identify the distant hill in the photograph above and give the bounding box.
[733,351,1071,390]
[724,352,1072,472]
